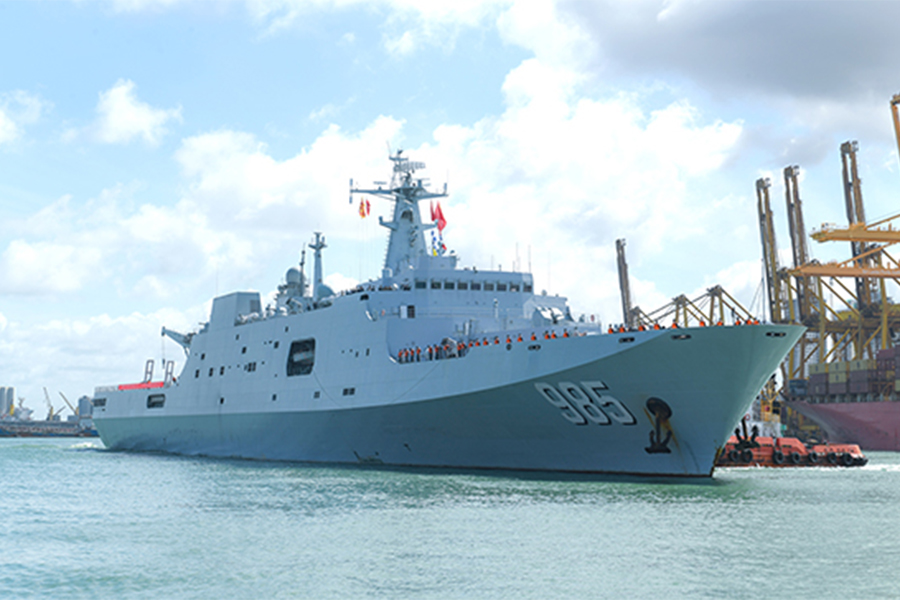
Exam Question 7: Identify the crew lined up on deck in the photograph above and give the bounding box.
[606,319,761,333]
[397,318,765,363]
[395,329,586,363]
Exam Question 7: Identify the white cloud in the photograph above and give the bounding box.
[104,0,511,53]
[0,110,16,145]
[0,240,105,294]
[92,79,182,145]
[0,90,49,145]
[0,307,203,413]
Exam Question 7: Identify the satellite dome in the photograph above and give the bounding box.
[286,267,302,285]
[315,283,334,300]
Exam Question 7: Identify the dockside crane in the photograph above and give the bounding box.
[784,166,814,323]
[755,95,900,434]
[840,141,877,311]
[756,177,784,323]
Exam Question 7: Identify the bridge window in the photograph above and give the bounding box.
[510,283,520,292]
[471,282,481,291]
[497,283,507,291]
[415,280,426,289]
[286,339,316,376]
[431,280,441,290]
[484,283,495,291]
[444,281,455,290]
[458,282,468,290]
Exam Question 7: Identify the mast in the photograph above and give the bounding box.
[350,151,447,279]
[309,232,326,300]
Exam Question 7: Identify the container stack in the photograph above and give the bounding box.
[827,361,849,395]
[809,363,828,395]
[849,359,877,394]
[876,348,898,393]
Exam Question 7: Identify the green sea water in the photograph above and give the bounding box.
[2,438,898,599]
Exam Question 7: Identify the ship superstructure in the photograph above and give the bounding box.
[92,152,802,476]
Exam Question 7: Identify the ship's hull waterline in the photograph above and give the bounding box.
[96,324,803,477]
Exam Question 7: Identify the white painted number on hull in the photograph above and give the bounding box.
[535,381,637,426]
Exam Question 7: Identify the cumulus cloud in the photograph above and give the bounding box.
[0,240,104,294]
[92,79,182,145]
[0,307,204,411]
[0,90,49,145]
[561,0,900,146]
[566,0,900,99]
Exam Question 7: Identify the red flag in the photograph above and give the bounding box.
[430,201,435,222]
[359,198,370,218]
[435,201,446,232]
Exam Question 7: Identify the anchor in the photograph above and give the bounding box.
[645,397,673,454]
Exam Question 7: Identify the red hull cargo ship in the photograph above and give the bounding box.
[786,347,900,451]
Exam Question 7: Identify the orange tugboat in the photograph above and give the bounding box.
[716,419,867,468]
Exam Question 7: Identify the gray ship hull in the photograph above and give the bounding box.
[95,324,803,476]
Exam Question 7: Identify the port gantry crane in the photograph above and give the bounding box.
[757,95,900,404]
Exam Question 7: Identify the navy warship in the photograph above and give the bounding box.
[92,151,803,476]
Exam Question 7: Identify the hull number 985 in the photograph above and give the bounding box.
[535,381,637,426]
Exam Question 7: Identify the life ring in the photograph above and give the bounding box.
[807,451,819,464]
[772,450,785,464]
[741,449,753,463]
[841,453,853,466]
[728,449,740,462]
[789,452,802,465]
[826,452,838,465]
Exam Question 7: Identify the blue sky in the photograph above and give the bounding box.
[2,0,900,412]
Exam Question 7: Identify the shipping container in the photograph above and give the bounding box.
[788,379,808,396]
[828,371,848,383]
[829,381,848,395]
[878,347,897,360]
[850,359,877,372]
[809,363,822,375]
[849,382,873,394]
[849,369,877,383]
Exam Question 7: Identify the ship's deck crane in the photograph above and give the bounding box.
[615,239,636,328]
[58,392,78,418]
[43,387,61,421]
